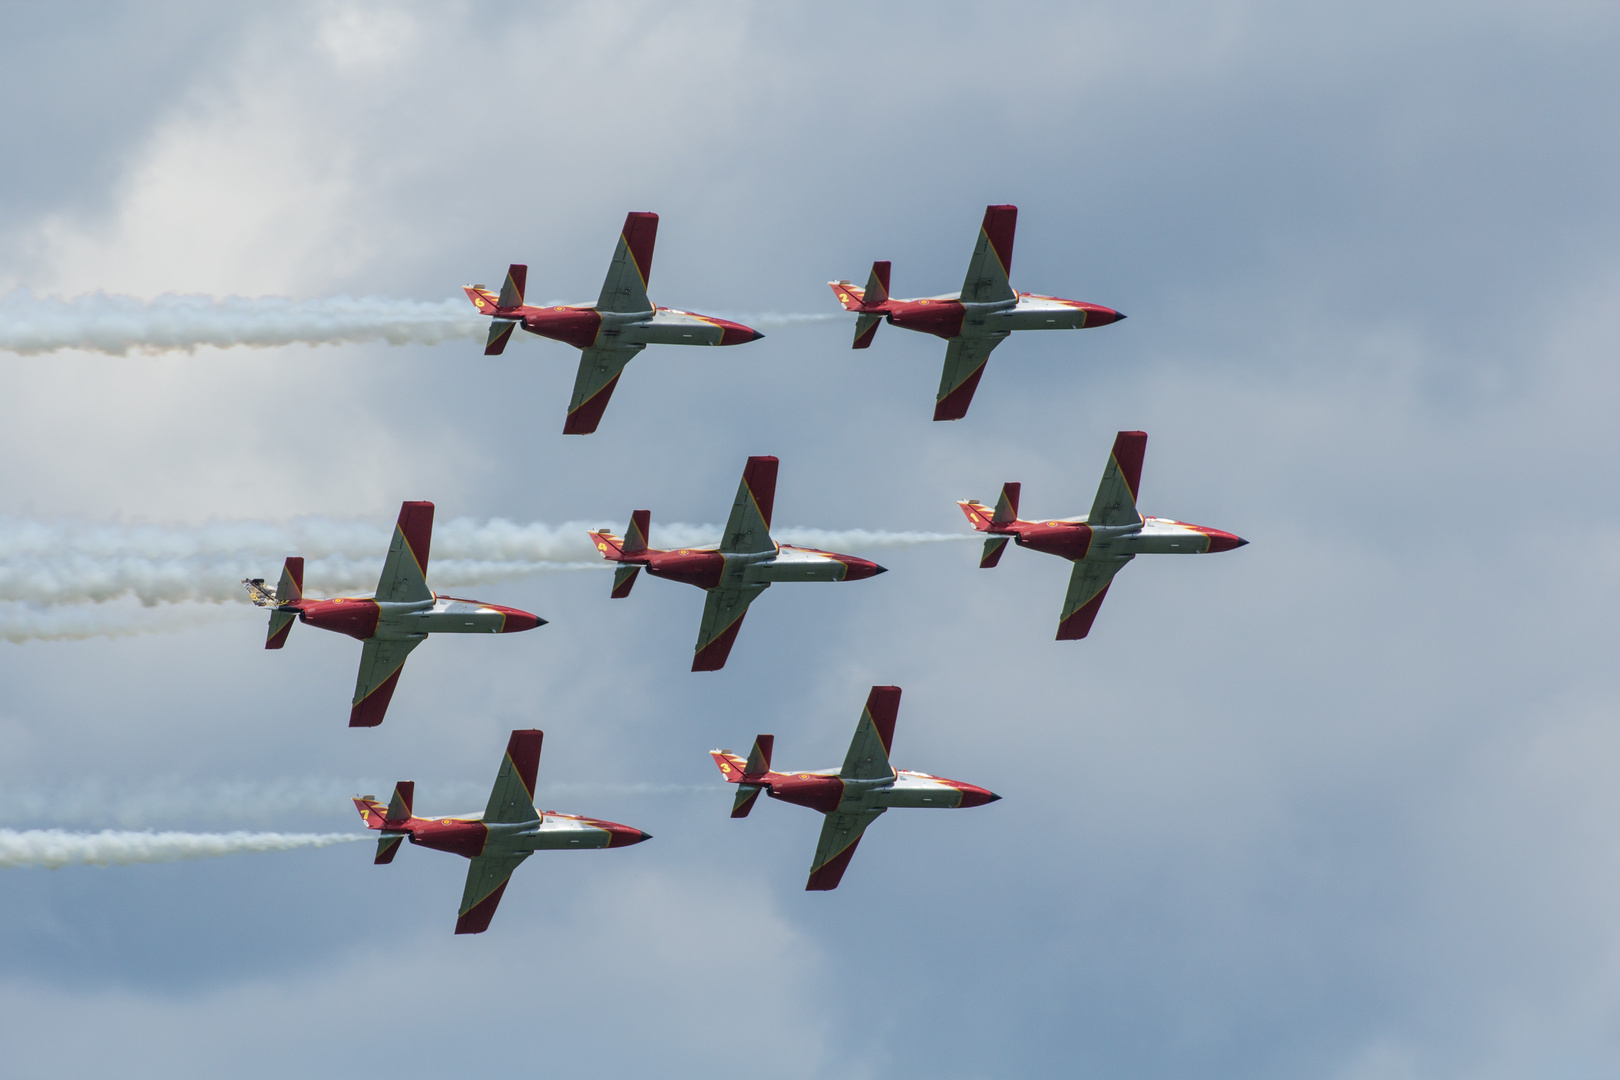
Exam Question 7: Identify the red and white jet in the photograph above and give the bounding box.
[959,430,1248,640]
[829,204,1125,421]
[244,501,543,728]
[589,456,886,672]
[465,212,765,435]
[353,729,651,934]
[711,686,999,891]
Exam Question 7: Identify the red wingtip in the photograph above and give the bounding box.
[981,205,1017,275]
[621,212,659,287]
[563,374,621,435]
[806,835,863,891]
[505,730,543,798]
[742,456,779,529]
[933,363,987,421]
[349,667,404,728]
[1110,431,1147,500]
[863,686,901,756]
[1056,584,1112,641]
[454,881,508,935]
[692,613,748,672]
[396,502,435,573]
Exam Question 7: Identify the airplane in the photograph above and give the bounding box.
[828,204,1125,421]
[464,211,766,435]
[353,729,651,934]
[711,685,999,891]
[243,501,544,728]
[958,430,1248,640]
[588,455,886,672]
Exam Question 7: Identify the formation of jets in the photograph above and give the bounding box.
[232,206,1247,931]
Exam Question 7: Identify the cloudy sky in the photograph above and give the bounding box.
[2,2,1619,1076]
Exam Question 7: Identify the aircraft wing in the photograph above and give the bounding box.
[1088,430,1148,527]
[806,806,886,891]
[484,730,542,825]
[455,852,530,935]
[960,204,1017,304]
[692,582,770,671]
[840,685,900,781]
[1057,554,1133,641]
[933,332,1008,422]
[595,211,658,314]
[719,456,778,555]
[349,636,424,727]
[564,343,644,435]
[374,502,435,604]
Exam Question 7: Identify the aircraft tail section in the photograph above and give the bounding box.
[829,280,867,311]
[1088,431,1147,528]
[590,511,652,597]
[990,482,1021,526]
[621,509,650,556]
[263,556,303,649]
[711,735,774,817]
[496,264,526,310]
[862,261,890,306]
[853,313,881,349]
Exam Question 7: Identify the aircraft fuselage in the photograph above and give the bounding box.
[630,544,885,591]
[873,292,1123,341]
[728,766,998,814]
[989,515,1247,561]
[290,595,542,642]
[383,812,649,859]
[500,303,760,350]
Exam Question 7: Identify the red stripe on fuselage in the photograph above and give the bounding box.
[886,299,966,340]
[646,550,724,590]
[300,598,381,640]
[767,774,845,814]
[1014,521,1092,562]
[522,306,604,350]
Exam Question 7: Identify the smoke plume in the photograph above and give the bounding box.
[0,829,361,869]
[0,289,844,356]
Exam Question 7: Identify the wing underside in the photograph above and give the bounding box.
[455,852,530,934]
[692,583,769,671]
[350,636,424,727]
[565,343,644,435]
[934,333,1007,422]
[806,807,886,891]
[1057,555,1132,640]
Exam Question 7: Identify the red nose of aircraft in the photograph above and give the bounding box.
[714,319,765,346]
[491,606,545,633]
[600,821,654,847]
[839,558,888,581]
[1199,529,1248,554]
[954,784,1001,808]
[1079,303,1126,327]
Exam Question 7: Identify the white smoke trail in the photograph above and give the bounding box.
[0,777,716,829]
[0,598,237,642]
[0,516,970,608]
[0,290,485,355]
[0,829,361,869]
[0,290,843,356]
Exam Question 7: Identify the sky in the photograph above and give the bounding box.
[1,2,1619,1076]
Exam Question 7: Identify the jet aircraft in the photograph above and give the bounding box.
[958,430,1247,639]
[589,456,886,672]
[243,501,543,727]
[465,211,765,434]
[829,204,1125,421]
[353,729,651,934]
[711,685,999,890]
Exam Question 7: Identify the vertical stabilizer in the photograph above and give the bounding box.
[991,483,1021,525]
[497,264,527,310]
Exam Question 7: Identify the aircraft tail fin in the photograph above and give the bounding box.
[262,556,303,649]
[828,280,866,311]
[711,736,773,817]
[622,509,650,556]
[385,781,414,825]
[743,734,773,777]
[591,511,652,597]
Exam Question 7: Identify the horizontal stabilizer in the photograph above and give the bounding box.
[374,834,404,864]
[485,320,516,356]
[611,565,640,598]
[497,264,526,310]
[853,312,881,349]
[980,536,1010,568]
[385,781,414,825]
[731,784,762,818]
[991,483,1020,525]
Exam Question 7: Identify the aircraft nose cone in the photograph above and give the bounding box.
[605,823,653,847]
[841,559,886,581]
[988,792,1002,803]
[751,329,766,341]
[955,784,1000,808]
[1202,530,1247,554]
[500,609,544,633]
